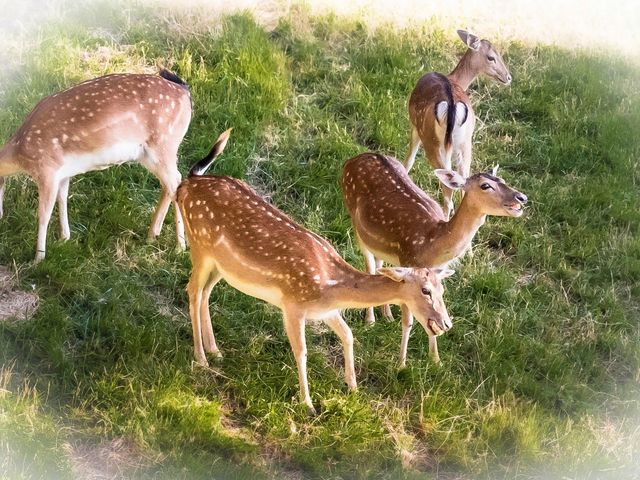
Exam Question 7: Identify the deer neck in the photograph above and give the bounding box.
[0,142,21,177]
[327,270,405,309]
[448,50,479,91]
[441,197,486,255]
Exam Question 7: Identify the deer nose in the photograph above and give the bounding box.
[444,316,453,330]
[515,193,528,204]
[506,73,512,84]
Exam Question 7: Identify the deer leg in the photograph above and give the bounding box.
[200,268,223,357]
[429,335,441,365]
[0,177,5,219]
[376,258,394,321]
[324,313,357,391]
[402,305,441,366]
[458,143,474,256]
[457,145,471,184]
[425,144,455,219]
[57,177,71,241]
[172,179,186,251]
[283,306,314,414]
[404,125,422,172]
[148,182,171,241]
[360,243,377,326]
[35,178,60,262]
[145,153,185,250]
[442,146,456,219]
[187,259,212,367]
[399,305,414,368]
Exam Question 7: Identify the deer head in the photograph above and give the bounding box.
[435,168,528,217]
[457,29,512,85]
[378,267,454,335]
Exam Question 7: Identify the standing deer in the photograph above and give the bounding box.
[406,30,511,219]
[177,131,454,413]
[0,69,192,261]
[342,152,527,366]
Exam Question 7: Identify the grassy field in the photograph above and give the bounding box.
[1,2,639,479]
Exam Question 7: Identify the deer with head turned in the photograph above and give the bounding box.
[177,131,454,413]
[0,69,192,261]
[406,29,511,219]
[342,152,527,366]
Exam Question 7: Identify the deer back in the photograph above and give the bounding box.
[10,73,191,176]
[342,153,447,265]
[408,72,471,149]
[178,175,358,305]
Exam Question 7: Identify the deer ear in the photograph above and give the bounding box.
[377,267,412,282]
[435,268,455,280]
[457,29,481,50]
[434,169,466,190]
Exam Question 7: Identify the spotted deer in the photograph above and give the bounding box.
[342,152,527,366]
[0,69,192,261]
[406,30,511,219]
[177,130,453,413]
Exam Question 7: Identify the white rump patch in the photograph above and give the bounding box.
[454,102,468,126]
[435,101,448,125]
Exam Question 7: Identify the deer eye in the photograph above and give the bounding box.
[480,183,494,190]
[421,288,432,297]
[487,55,496,62]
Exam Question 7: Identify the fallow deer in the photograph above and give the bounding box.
[406,30,511,219]
[342,152,527,366]
[0,69,192,261]
[177,131,454,413]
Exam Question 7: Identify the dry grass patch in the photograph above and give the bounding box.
[64,437,160,480]
[0,265,38,323]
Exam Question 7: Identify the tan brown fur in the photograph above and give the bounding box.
[342,152,527,365]
[406,30,511,218]
[177,131,453,412]
[0,72,192,261]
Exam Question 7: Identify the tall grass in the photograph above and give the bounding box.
[0,2,639,478]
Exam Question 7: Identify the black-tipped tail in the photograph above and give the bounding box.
[432,73,470,148]
[188,129,233,177]
[433,73,456,148]
[159,69,189,90]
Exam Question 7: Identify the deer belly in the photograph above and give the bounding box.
[60,142,145,176]
[367,245,400,265]
[355,225,401,265]
[216,264,284,309]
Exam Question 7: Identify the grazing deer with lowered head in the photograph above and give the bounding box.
[342,152,527,366]
[177,131,454,413]
[406,30,511,219]
[0,69,192,261]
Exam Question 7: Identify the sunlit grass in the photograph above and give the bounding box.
[0,2,639,479]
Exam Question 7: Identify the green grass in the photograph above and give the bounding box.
[1,2,639,479]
